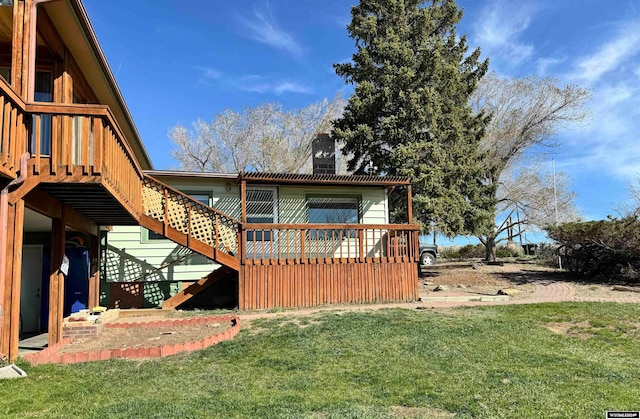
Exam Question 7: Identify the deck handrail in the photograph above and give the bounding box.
[0,78,26,109]
[142,174,241,257]
[143,174,242,224]
[243,223,420,230]
[25,102,144,179]
[240,223,420,264]
[0,78,28,177]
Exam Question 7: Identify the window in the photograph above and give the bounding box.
[0,68,10,83]
[307,196,359,239]
[31,71,53,156]
[146,192,211,240]
[246,187,277,241]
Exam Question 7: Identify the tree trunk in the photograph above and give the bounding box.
[485,237,496,262]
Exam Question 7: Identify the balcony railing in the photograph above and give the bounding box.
[0,78,145,217]
[26,102,144,214]
[241,223,420,264]
[0,78,28,177]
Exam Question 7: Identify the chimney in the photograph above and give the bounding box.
[312,133,335,175]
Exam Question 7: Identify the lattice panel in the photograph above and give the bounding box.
[189,203,215,247]
[217,221,238,254]
[142,181,165,221]
[142,175,240,259]
[167,194,189,233]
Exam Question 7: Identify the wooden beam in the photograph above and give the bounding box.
[11,0,29,98]
[88,233,100,309]
[7,199,24,361]
[24,189,99,236]
[0,200,24,360]
[240,179,246,223]
[48,216,64,347]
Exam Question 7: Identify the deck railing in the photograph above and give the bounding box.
[0,78,28,177]
[241,223,420,264]
[0,79,145,216]
[142,175,241,257]
[26,103,144,214]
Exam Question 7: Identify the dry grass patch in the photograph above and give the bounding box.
[391,405,456,418]
[544,321,593,339]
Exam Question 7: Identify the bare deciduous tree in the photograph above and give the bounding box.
[471,72,590,260]
[617,177,640,217]
[170,96,346,173]
[489,165,580,252]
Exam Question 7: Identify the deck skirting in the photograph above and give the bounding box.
[239,260,418,310]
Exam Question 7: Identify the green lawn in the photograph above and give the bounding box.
[1,303,639,418]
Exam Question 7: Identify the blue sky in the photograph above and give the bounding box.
[83,0,640,226]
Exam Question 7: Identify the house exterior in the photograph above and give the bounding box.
[0,0,419,363]
[104,170,417,310]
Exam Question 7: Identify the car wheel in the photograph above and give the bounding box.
[420,252,436,266]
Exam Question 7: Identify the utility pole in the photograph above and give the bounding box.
[552,159,562,269]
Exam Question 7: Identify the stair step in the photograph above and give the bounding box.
[161,268,232,310]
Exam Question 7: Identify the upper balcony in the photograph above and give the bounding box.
[0,77,144,226]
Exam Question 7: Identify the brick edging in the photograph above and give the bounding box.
[22,315,240,366]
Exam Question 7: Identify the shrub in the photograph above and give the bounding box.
[545,216,640,279]
[457,244,485,259]
[438,246,460,259]
[495,246,522,258]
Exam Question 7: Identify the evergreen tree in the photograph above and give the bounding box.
[333,0,493,236]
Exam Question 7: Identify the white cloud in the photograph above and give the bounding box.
[473,0,536,68]
[196,68,311,95]
[569,22,640,84]
[197,67,222,80]
[536,56,564,76]
[240,80,312,95]
[558,81,640,181]
[236,3,303,59]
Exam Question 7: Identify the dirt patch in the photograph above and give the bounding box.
[544,321,593,339]
[420,263,545,298]
[574,283,640,299]
[59,318,233,354]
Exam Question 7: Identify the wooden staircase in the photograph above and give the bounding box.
[161,267,235,309]
[139,174,241,272]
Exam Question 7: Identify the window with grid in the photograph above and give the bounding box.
[246,187,277,241]
[307,196,359,239]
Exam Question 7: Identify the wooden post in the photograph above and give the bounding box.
[87,233,100,310]
[240,179,247,223]
[48,216,65,347]
[11,0,29,98]
[407,184,413,224]
[1,200,25,362]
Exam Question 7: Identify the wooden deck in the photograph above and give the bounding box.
[238,224,420,309]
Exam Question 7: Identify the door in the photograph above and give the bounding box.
[64,246,90,316]
[20,245,44,334]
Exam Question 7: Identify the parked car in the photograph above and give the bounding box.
[419,244,438,266]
